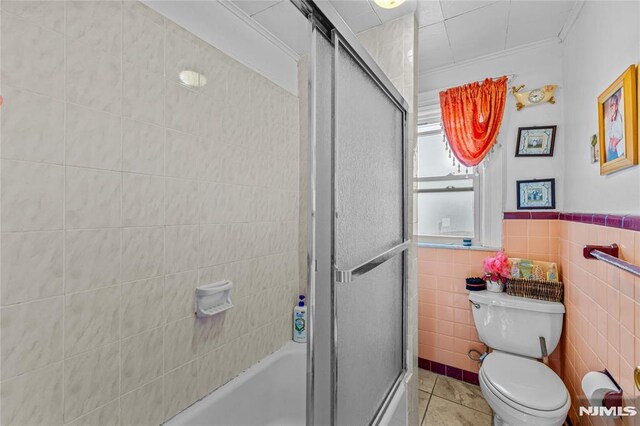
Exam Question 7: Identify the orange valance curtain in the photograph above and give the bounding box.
[439,76,508,167]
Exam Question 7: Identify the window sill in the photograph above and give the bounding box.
[416,242,502,252]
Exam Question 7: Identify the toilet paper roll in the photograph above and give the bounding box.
[581,371,619,406]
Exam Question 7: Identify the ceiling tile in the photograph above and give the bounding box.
[349,10,384,33]
[418,21,454,71]
[251,1,309,55]
[506,1,574,48]
[368,0,418,24]
[330,0,375,21]
[330,0,382,34]
[232,0,281,16]
[416,0,444,27]
[440,0,497,19]
[444,1,509,62]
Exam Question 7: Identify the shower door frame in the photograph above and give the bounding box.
[292,1,411,424]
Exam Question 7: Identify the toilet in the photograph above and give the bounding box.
[469,291,570,426]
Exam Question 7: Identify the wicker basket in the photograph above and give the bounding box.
[505,278,564,303]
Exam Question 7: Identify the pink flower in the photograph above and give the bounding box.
[483,251,511,280]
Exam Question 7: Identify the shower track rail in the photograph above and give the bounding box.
[583,243,640,278]
[334,240,410,283]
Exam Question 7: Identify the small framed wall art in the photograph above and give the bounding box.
[517,179,556,210]
[515,125,556,157]
[597,64,637,175]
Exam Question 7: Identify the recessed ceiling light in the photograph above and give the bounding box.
[373,0,406,9]
[179,70,207,88]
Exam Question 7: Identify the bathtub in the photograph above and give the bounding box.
[166,341,306,426]
[165,340,407,426]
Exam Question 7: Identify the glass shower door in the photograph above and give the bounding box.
[332,35,407,426]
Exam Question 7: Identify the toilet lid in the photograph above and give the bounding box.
[481,352,568,411]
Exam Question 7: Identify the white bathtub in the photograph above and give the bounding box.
[166,341,306,426]
[165,340,407,426]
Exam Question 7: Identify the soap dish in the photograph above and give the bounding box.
[195,280,233,318]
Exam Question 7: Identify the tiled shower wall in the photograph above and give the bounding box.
[0,2,299,425]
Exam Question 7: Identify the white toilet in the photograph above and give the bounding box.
[469,291,570,426]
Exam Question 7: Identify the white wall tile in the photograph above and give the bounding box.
[123,63,165,125]
[165,82,200,134]
[122,173,164,227]
[121,327,163,394]
[65,229,121,294]
[164,317,197,372]
[123,118,165,176]
[65,399,119,426]
[65,286,120,356]
[66,1,122,57]
[122,227,164,282]
[0,297,63,380]
[121,276,164,338]
[1,160,64,231]
[0,3,301,423]
[165,20,200,89]
[164,270,197,323]
[1,85,64,164]
[163,360,198,420]
[66,44,122,114]
[165,129,199,179]
[120,378,164,426]
[64,342,119,423]
[123,2,164,74]
[0,362,63,426]
[65,104,122,171]
[1,1,65,33]
[66,167,121,230]
[165,178,199,225]
[1,14,64,98]
[165,225,199,274]
[1,231,63,305]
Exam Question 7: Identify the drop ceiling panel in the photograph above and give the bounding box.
[251,1,309,56]
[416,0,444,27]
[440,0,497,19]
[445,1,509,62]
[418,21,454,70]
[233,0,282,16]
[330,0,382,33]
[506,1,574,48]
[367,0,418,23]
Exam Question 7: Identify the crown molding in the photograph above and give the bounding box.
[419,37,561,77]
[217,1,300,62]
[558,0,585,41]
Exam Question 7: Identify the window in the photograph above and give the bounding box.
[416,122,480,244]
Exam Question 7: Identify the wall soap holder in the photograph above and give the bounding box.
[195,280,233,318]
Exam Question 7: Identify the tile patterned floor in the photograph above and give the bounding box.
[418,368,493,426]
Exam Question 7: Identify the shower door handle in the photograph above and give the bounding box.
[334,240,410,283]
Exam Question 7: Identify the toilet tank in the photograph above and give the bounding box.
[468,291,565,358]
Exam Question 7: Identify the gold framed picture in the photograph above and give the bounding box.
[597,65,637,175]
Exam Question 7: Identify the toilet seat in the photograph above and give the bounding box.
[480,351,569,418]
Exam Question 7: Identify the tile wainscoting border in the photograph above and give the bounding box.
[504,211,640,231]
[418,357,480,386]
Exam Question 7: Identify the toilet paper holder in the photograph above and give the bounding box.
[599,369,623,410]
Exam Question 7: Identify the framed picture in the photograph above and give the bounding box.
[515,125,556,157]
[517,179,556,210]
[597,65,638,175]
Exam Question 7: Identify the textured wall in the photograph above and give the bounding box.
[358,14,419,425]
[0,2,299,424]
